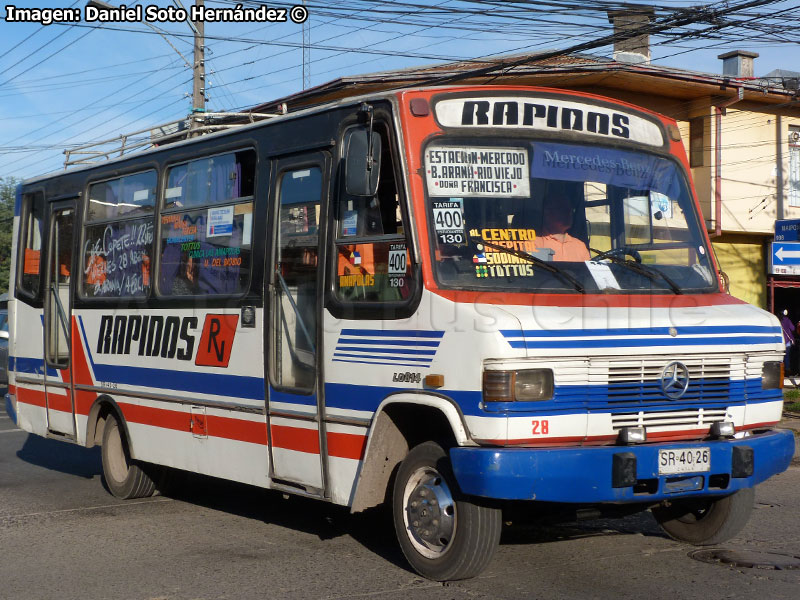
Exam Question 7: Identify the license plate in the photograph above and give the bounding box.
[658,447,711,475]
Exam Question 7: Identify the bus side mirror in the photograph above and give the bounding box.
[344,128,381,197]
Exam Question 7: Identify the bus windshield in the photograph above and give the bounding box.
[425,140,717,294]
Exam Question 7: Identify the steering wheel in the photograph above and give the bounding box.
[591,246,642,263]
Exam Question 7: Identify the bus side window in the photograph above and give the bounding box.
[159,149,256,297]
[334,123,414,305]
[18,191,44,299]
[82,171,157,299]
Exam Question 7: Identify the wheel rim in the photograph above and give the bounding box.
[402,466,456,559]
[106,422,130,485]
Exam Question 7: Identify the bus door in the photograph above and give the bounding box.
[267,153,330,495]
[43,200,77,438]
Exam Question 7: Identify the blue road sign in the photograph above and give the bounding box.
[775,219,800,242]
[772,242,800,264]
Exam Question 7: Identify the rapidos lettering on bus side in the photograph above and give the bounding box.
[96,315,197,361]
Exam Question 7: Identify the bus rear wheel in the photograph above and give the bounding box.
[101,413,156,499]
[651,487,754,545]
[392,441,501,581]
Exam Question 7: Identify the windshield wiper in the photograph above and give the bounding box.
[469,235,585,293]
[589,247,682,294]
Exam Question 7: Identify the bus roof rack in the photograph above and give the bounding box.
[62,110,280,169]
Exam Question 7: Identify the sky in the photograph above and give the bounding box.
[1,0,798,182]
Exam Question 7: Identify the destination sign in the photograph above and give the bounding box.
[425,146,530,198]
[434,97,665,148]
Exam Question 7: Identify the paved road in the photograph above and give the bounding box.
[2,410,799,600]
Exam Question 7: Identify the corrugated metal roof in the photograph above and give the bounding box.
[250,51,800,115]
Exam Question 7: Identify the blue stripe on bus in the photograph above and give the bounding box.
[500,325,780,338]
[9,356,59,377]
[341,329,445,338]
[336,338,441,347]
[269,388,316,407]
[333,353,432,363]
[334,346,437,356]
[504,336,781,349]
[333,359,434,368]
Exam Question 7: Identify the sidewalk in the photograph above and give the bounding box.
[778,408,800,463]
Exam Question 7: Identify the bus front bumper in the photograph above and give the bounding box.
[449,429,795,503]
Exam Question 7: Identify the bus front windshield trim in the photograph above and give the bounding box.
[425,140,717,295]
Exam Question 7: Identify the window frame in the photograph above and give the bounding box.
[326,117,422,320]
[268,155,330,396]
[15,189,46,305]
[156,147,258,299]
[78,168,159,302]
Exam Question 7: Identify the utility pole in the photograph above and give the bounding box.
[302,0,310,90]
[190,0,206,133]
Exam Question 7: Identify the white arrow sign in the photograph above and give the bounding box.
[775,246,800,262]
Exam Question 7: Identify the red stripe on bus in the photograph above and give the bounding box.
[327,431,367,460]
[13,385,47,408]
[46,391,72,412]
[119,402,188,432]
[208,415,267,445]
[738,421,779,431]
[270,424,320,455]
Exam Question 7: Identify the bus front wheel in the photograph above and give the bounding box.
[392,441,501,581]
[101,413,156,500]
[652,487,754,545]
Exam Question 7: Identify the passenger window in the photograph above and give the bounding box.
[159,150,255,297]
[164,150,255,208]
[18,192,44,298]
[334,124,414,303]
[82,171,156,298]
[87,171,155,221]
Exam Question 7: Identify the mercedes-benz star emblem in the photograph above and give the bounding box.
[660,361,690,400]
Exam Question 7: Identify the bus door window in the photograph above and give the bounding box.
[334,123,415,305]
[47,207,73,365]
[273,166,323,392]
[18,192,44,299]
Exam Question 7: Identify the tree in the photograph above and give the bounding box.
[0,177,18,294]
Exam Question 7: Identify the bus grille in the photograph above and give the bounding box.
[611,408,728,431]
[583,355,739,408]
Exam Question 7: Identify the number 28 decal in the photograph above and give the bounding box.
[531,419,550,435]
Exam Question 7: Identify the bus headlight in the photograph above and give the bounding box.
[483,369,554,402]
[762,361,783,389]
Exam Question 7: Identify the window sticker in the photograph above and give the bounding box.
[388,244,407,276]
[586,260,621,290]
[388,243,408,289]
[468,228,545,278]
[207,205,234,237]
[432,199,465,244]
[425,146,529,198]
[342,210,358,236]
[650,191,673,219]
[338,244,376,288]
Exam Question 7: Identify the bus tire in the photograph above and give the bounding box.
[101,413,156,500]
[651,487,754,545]
[392,441,501,581]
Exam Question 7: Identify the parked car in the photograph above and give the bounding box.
[0,309,8,386]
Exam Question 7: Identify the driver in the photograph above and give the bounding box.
[536,184,590,262]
